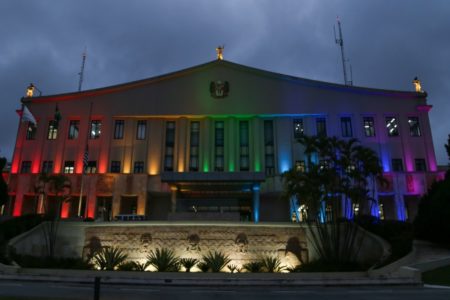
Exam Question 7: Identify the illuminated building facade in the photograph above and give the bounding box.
[6,60,443,222]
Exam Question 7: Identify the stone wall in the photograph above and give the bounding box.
[83,224,308,269]
[9,221,388,271]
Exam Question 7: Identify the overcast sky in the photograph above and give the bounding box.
[1,0,449,164]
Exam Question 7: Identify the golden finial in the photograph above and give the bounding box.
[216,45,224,60]
[413,77,422,93]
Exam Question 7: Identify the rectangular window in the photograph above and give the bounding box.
[264,120,275,175]
[316,118,327,137]
[86,161,97,174]
[68,120,79,140]
[239,121,249,171]
[295,160,305,172]
[110,161,121,173]
[415,159,427,172]
[90,120,102,139]
[63,161,74,174]
[47,120,58,140]
[386,117,399,137]
[136,120,146,140]
[363,117,375,137]
[114,120,124,139]
[134,161,145,173]
[341,117,353,137]
[189,121,200,171]
[214,121,225,171]
[42,161,53,173]
[392,159,404,172]
[26,122,36,140]
[20,161,32,174]
[408,117,421,137]
[164,121,175,171]
[293,119,304,139]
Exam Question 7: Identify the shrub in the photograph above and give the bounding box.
[180,257,198,272]
[92,247,128,270]
[117,261,150,271]
[243,261,263,273]
[146,248,180,272]
[227,264,239,273]
[197,262,209,272]
[200,251,231,272]
[260,256,285,273]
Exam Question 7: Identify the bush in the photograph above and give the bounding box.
[260,256,285,273]
[243,261,263,273]
[179,257,198,272]
[117,261,149,271]
[92,247,128,270]
[146,248,180,272]
[200,251,231,272]
[227,264,240,273]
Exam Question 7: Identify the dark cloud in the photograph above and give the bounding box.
[1,0,449,163]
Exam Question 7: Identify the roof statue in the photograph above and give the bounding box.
[216,45,224,60]
[413,77,423,93]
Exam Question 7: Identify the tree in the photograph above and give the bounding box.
[414,134,450,245]
[36,173,71,257]
[282,135,384,267]
[0,158,9,207]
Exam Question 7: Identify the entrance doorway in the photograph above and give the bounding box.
[96,196,113,221]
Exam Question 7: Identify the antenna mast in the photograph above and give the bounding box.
[334,17,352,86]
[78,49,87,91]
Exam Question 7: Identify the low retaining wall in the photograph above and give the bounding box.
[9,221,388,270]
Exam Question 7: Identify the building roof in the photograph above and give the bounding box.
[23,59,426,104]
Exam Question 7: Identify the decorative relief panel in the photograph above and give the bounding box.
[83,225,308,268]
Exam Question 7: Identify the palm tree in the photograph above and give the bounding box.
[36,173,71,257]
[283,135,384,267]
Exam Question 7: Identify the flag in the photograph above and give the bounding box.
[83,144,89,172]
[54,104,62,128]
[21,105,37,125]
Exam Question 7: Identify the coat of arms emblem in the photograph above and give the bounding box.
[209,80,229,98]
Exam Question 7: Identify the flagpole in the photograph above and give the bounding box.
[7,101,26,216]
[78,102,93,217]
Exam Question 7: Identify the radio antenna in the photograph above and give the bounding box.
[78,48,87,91]
[334,17,353,86]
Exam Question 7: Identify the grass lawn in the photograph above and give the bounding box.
[422,265,450,286]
